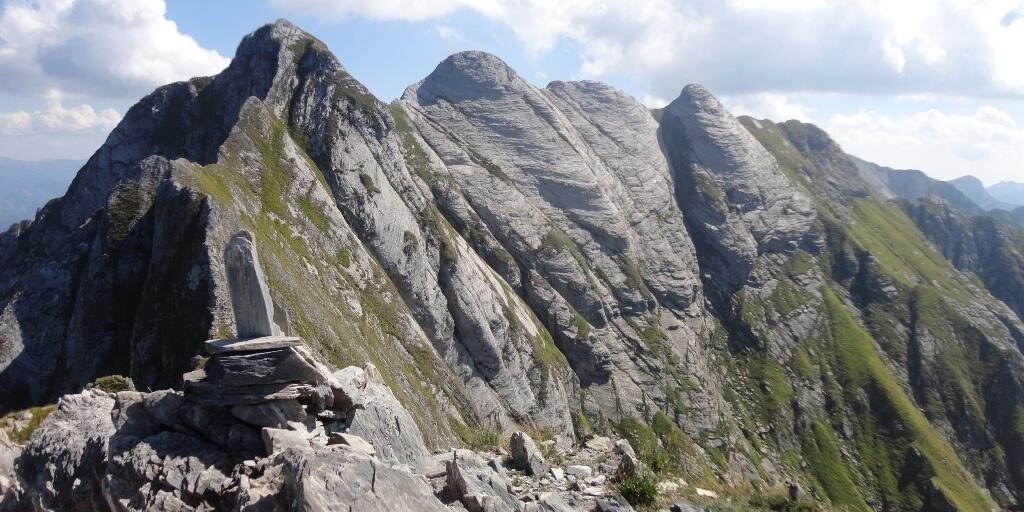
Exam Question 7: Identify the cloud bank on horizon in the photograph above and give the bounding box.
[274,0,1024,98]
[0,0,1021,184]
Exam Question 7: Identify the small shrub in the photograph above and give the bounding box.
[572,410,593,439]
[619,474,658,506]
[335,248,351,268]
[359,173,380,195]
[448,416,501,451]
[92,375,132,393]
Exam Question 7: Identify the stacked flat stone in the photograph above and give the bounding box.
[184,338,333,410]
[184,230,333,416]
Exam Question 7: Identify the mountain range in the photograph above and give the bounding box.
[1,20,1023,511]
[0,158,84,229]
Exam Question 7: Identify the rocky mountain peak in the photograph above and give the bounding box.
[672,83,724,113]
[241,18,309,48]
[951,174,985,190]
[406,50,531,103]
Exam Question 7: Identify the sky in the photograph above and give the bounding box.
[0,0,1022,185]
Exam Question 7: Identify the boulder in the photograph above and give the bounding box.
[327,432,376,457]
[262,428,313,454]
[103,431,234,511]
[444,450,519,512]
[509,431,547,476]
[565,465,592,478]
[238,446,450,511]
[231,399,307,428]
[0,430,22,504]
[330,365,429,465]
[202,347,324,388]
[613,439,647,480]
[224,230,282,338]
[15,390,115,512]
[788,481,803,501]
[523,492,574,512]
[670,502,703,512]
[595,497,635,511]
[185,344,334,411]
[695,488,718,498]
[583,436,614,453]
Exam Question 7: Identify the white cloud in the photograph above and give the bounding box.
[723,93,815,123]
[272,0,1024,101]
[0,0,229,100]
[272,0,501,22]
[435,23,463,42]
[0,102,121,136]
[640,94,667,109]
[825,106,1024,184]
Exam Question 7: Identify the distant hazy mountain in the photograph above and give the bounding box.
[0,157,82,228]
[848,155,982,213]
[949,175,1020,211]
[989,180,1024,207]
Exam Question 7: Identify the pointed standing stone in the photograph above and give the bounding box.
[224,230,281,338]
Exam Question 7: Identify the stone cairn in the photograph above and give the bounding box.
[183,230,348,448]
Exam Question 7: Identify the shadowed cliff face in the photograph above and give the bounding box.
[2,19,1024,510]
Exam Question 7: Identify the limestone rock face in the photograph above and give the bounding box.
[660,84,819,301]
[402,52,717,426]
[0,19,576,443]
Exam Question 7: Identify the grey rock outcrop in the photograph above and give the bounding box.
[231,399,307,428]
[15,390,115,511]
[510,431,547,476]
[523,493,574,512]
[445,450,520,512]
[612,439,646,481]
[0,431,18,503]
[186,343,332,409]
[238,447,449,512]
[329,365,429,465]
[3,350,442,511]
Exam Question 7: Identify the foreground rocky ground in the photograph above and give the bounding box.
[0,348,732,512]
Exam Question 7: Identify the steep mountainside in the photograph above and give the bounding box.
[2,20,1023,511]
[900,197,1024,322]
[743,117,1024,508]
